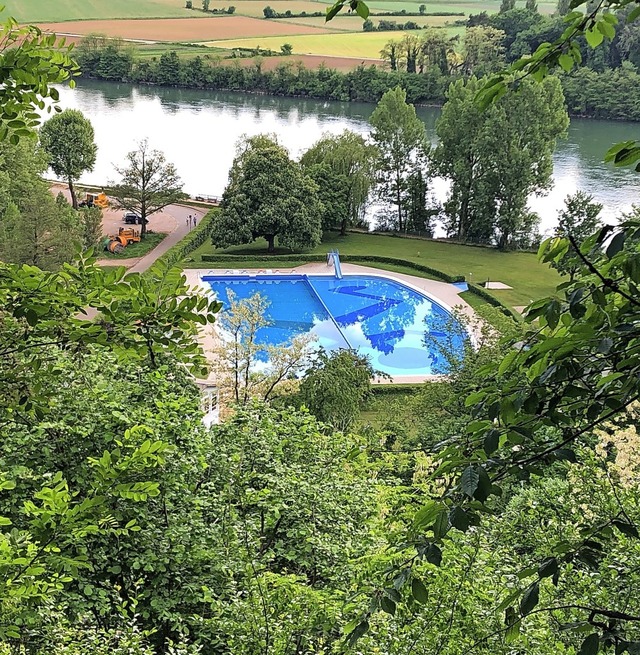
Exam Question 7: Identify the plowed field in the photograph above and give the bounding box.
[37,16,334,42]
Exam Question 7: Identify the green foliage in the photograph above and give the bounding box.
[109,138,185,239]
[434,76,569,248]
[39,109,97,209]
[0,138,82,268]
[370,86,429,233]
[0,16,78,142]
[79,205,103,250]
[297,349,375,431]
[552,190,603,277]
[211,134,323,253]
[300,130,375,235]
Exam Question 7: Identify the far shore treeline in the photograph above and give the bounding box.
[75,34,640,122]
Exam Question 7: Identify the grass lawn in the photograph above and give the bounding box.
[2,0,190,22]
[103,231,168,259]
[185,231,561,306]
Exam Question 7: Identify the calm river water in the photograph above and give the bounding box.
[54,79,640,235]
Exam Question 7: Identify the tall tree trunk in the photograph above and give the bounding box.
[141,199,147,239]
[396,175,403,232]
[267,234,275,253]
[68,179,78,210]
[340,217,348,236]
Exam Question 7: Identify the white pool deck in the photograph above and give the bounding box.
[184,263,475,384]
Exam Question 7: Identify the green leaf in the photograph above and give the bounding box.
[346,620,369,644]
[538,557,558,579]
[596,19,615,39]
[461,465,480,497]
[628,5,640,22]
[519,582,539,616]
[612,519,639,538]
[449,506,470,532]
[354,0,369,18]
[426,543,442,566]
[579,633,600,655]
[411,577,429,604]
[380,596,396,615]
[585,28,604,47]
[606,231,626,258]
[558,53,574,72]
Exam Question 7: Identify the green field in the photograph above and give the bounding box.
[1,0,190,22]
[135,43,229,59]
[208,30,428,55]
[186,231,561,306]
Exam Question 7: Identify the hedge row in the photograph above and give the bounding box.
[147,207,218,274]
[370,383,424,396]
[465,283,520,319]
[199,253,464,283]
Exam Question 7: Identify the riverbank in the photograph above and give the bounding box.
[76,44,640,122]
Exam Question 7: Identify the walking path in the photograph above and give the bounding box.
[97,205,206,273]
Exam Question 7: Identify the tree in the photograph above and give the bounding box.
[0,138,81,268]
[419,28,457,75]
[297,349,374,432]
[434,77,568,248]
[202,0,210,10]
[79,205,104,250]
[263,5,276,17]
[280,42,293,54]
[380,39,402,70]
[300,130,375,235]
[419,3,426,12]
[525,0,538,11]
[209,292,314,405]
[211,134,323,253]
[552,190,603,277]
[109,139,184,239]
[499,0,516,12]
[39,109,97,209]
[369,86,429,233]
[462,26,506,75]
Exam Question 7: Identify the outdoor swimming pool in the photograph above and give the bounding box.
[202,274,468,376]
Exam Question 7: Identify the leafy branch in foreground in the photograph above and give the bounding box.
[0,9,79,142]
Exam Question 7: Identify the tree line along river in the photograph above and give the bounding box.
[54,79,640,236]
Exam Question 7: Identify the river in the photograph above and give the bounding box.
[53,79,640,236]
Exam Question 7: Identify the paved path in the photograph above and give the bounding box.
[97,205,206,273]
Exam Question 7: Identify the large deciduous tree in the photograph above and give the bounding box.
[39,109,97,209]
[434,76,568,248]
[212,134,323,253]
[369,86,429,233]
[110,138,184,238]
[300,130,375,235]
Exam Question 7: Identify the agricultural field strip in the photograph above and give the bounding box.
[34,16,336,42]
[206,30,452,56]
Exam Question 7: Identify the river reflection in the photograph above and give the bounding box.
[52,79,640,234]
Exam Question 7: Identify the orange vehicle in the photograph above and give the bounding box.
[104,227,141,254]
[80,191,109,209]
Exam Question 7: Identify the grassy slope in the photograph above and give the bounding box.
[2,0,190,22]
[186,231,561,306]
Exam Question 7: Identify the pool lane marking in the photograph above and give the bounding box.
[303,275,354,350]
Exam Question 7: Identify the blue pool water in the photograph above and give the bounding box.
[203,274,467,376]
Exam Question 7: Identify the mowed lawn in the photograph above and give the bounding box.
[2,0,190,22]
[206,31,420,56]
[188,232,562,306]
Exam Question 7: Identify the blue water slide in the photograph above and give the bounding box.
[328,250,343,279]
